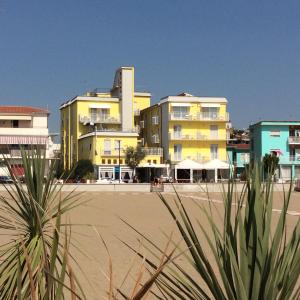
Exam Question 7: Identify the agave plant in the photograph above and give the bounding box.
[125,164,300,300]
[0,149,84,299]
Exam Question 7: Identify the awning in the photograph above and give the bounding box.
[0,136,48,145]
[89,104,111,109]
[175,159,204,170]
[201,104,221,108]
[202,159,230,170]
[170,103,192,107]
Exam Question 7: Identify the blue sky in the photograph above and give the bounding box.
[0,0,299,133]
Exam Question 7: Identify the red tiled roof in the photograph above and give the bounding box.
[0,106,49,115]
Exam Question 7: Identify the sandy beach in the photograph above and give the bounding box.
[1,189,300,299]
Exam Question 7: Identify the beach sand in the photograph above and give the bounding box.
[0,189,300,299]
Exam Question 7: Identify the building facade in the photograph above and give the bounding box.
[0,106,58,175]
[140,92,229,164]
[60,67,162,180]
[250,121,300,180]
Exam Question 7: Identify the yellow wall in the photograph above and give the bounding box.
[78,135,138,165]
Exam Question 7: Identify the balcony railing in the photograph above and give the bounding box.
[169,112,229,121]
[169,132,227,141]
[100,149,125,156]
[79,114,121,124]
[288,136,300,144]
[279,156,300,164]
[169,153,209,163]
[141,147,163,156]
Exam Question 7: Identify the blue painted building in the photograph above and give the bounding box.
[249,121,300,180]
[227,143,250,178]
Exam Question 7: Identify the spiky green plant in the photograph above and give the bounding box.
[0,149,84,299]
[127,164,300,300]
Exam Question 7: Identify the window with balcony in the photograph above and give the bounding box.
[172,106,189,119]
[201,107,219,120]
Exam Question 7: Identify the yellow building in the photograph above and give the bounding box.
[140,92,229,166]
[60,67,162,180]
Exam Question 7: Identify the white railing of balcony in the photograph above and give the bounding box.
[169,132,227,141]
[289,136,300,144]
[169,112,229,121]
[279,156,300,163]
[100,149,125,156]
[79,114,121,124]
[141,147,163,156]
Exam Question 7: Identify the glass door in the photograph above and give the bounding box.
[174,144,182,161]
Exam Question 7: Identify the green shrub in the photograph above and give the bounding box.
[74,159,94,179]
[0,149,84,299]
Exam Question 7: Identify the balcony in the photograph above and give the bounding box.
[0,127,48,136]
[79,114,121,124]
[141,147,163,156]
[100,149,125,156]
[288,136,300,144]
[169,153,209,163]
[169,132,227,141]
[169,112,229,121]
[279,156,300,164]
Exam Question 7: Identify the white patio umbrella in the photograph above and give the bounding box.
[202,159,230,182]
[175,159,204,182]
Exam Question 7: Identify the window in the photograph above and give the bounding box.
[107,159,111,164]
[174,144,182,161]
[104,139,111,155]
[89,144,92,150]
[153,160,157,164]
[210,144,218,159]
[202,107,219,119]
[270,130,280,137]
[120,159,123,164]
[241,153,250,163]
[148,160,151,163]
[172,106,189,119]
[174,125,182,138]
[12,120,19,128]
[152,134,159,144]
[102,159,105,164]
[152,115,159,125]
[210,125,218,139]
[113,159,117,164]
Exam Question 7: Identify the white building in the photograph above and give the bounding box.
[0,106,60,176]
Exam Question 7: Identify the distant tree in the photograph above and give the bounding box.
[263,153,279,176]
[125,146,146,175]
[74,159,94,179]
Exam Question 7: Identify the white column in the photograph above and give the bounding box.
[215,168,218,183]
[190,169,193,183]
[98,166,101,180]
